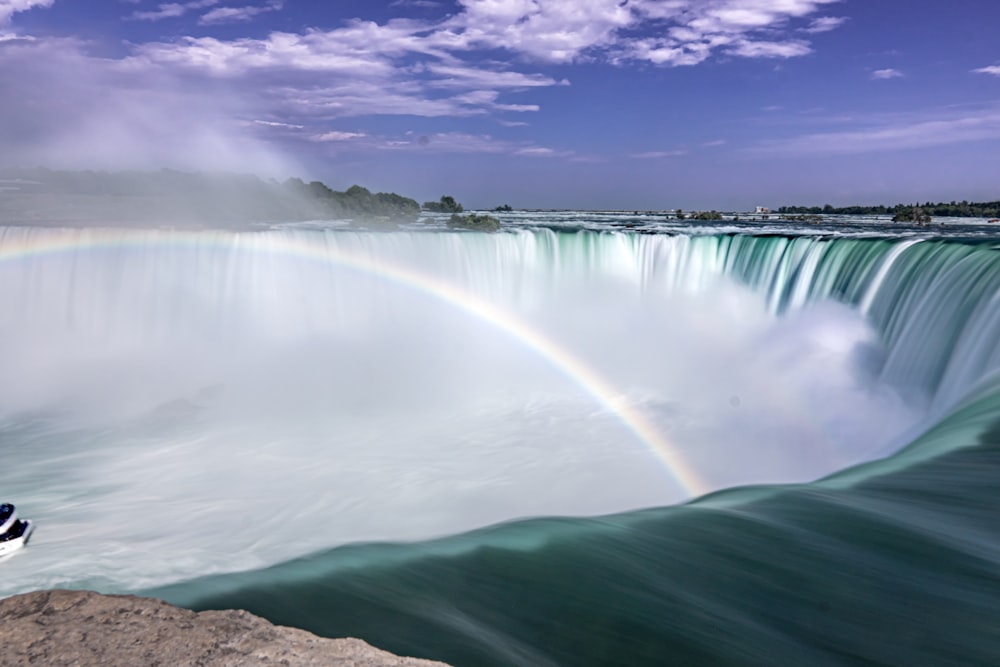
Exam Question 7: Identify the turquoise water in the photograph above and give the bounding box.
[153,417,1000,666]
[2,216,1000,664]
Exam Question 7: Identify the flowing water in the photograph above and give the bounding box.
[2,214,1000,665]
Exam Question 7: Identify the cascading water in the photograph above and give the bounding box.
[2,224,998,601]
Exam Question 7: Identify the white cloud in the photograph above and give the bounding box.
[199,2,282,25]
[442,0,633,63]
[871,68,903,80]
[129,0,218,22]
[129,20,434,75]
[260,79,531,119]
[753,107,1000,156]
[616,0,838,66]
[0,0,53,25]
[0,0,847,171]
[802,16,847,33]
[631,150,687,158]
[728,39,812,59]
[124,16,560,122]
[96,0,847,149]
[449,88,511,105]
[423,63,565,89]
[514,146,555,156]
[973,65,1000,77]
[133,0,840,75]
[252,119,303,129]
[372,131,560,156]
[312,130,367,142]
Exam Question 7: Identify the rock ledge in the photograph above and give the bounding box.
[0,589,451,667]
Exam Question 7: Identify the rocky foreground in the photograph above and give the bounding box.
[0,590,452,667]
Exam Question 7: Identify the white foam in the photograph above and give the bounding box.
[0,227,922,595]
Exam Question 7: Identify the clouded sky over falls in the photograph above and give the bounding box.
[1,0,998,209]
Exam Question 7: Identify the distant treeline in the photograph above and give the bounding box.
[0,168,422,223]
[284,178,420,220]
[778,201,1000,218]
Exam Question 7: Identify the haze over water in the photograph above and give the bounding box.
[1,219,931,595]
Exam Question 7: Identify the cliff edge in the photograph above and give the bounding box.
[0,589,451,667]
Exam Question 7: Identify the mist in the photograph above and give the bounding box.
[0,36,300,180]
[0,228,923,594]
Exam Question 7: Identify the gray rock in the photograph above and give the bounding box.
[0,589,451,667]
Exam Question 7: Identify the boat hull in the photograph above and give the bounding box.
[0,519,34,558]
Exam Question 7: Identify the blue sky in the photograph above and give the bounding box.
[1,0,998,209]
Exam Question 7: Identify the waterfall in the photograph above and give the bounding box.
[1,225,998,594]
[3,225,998,436]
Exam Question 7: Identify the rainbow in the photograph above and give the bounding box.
[0,226,710,498]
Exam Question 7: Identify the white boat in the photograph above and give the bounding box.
[0,503,34,558]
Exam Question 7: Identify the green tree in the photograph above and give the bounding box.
[691,210,723,221]
[892,206,931,224]
[448,213,500,232]
[423,195,463,213]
